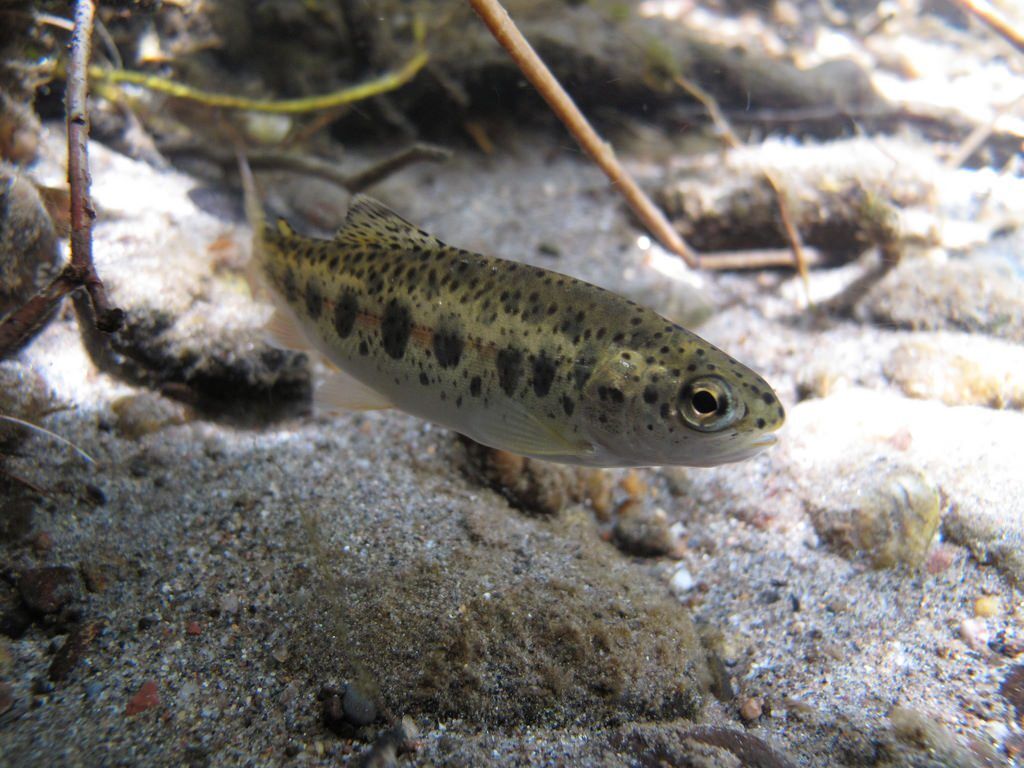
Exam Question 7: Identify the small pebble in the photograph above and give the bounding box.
[343,683,378,726]
[959,618,991,653]
[111,392,185,440]
[186,621,202,636]
[669,566,695,596]
[925,544,956,575]
[619,470,647,499]
[83,484,107,506]
[739,696,763,722]
[49,621,100,682]
[973,596,1000,618]
[19,566,82,615]
[31,531,53,555]
[125,680,160,716]
[612,501,676,557]
[320,687,346,733]
[219,593,239,614]
[80,562,111,594]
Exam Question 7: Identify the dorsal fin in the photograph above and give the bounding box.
[336,194,438,250]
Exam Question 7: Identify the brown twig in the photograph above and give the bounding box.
[67,1,122,333]
[693,247,825,271]
[161,142,451,193]
[467,0,701,268]
[674,73,811,292]
[952,0,1024,54]
[0,0,123,360]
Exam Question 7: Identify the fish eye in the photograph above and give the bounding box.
[678,376,742,432]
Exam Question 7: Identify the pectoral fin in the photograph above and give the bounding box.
[315,369,394,413]
[263,308,312,351]
[474,403,593,459]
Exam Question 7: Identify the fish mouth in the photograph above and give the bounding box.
[749,434,778,449]
[709,433,779,465]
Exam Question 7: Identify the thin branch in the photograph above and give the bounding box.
[0,0,123,360]
[86,51,429,114]
[161,142,451,193]
[67,0,122,333]
[467,0,701,268]
[674,73,811,292]
[945,92,1024,169]
[0,414,95,464]
[340,145,453,193]
[952,0,1024,54]
[694,247,825,271]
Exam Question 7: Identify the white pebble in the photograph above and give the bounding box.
[669,566,695,596]
[959,617,990,653]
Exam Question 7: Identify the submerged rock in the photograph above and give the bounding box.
[291,504,709,727]
[859,258,1024,344]
[779,389,1024,578]
[0,167,61,348]
[884,334,1024,410]
[36,129,312,422]
[802,458,940,568]
[110,392,188,440]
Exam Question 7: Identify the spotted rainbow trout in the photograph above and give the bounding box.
[240,160,783,467]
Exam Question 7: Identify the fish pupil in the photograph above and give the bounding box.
[691,389,719,415]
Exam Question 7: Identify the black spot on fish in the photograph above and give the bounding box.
[643,386,658,404]
[419,372,430,386]
[496,347,523,397]
[282,267,298,302]
[358,340,369,356]
[659,402,671,419]
[531,352,556,398]
[761,392,775,405]
[333,288,359,338]
[756,418,766,428]
[470,376,482,397]
[572,359,594,391]
[381,300,412,359]
[561,395,575,416]
[608,387,624,404]
[433,327,464,369]
[304,280,323,319]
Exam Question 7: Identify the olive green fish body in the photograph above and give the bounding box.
[252,193,783,467]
